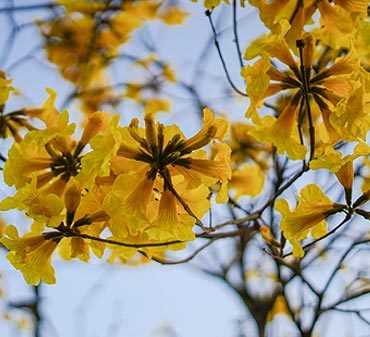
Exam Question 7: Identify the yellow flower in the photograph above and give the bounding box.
[191,0,230,10]
[147,188,194,241]
[79,111,108,146]
[0,175,64,228]
[329,78,370,141]
[0,218,5,237]
[241,54,271,120]
[0,71,13,106]
[310,143,370,203]
[38,15,99,84]
[4,90,106,193]
[39,0,187,88]
[0,73,37,141]
[229,122,272,169]
[267,295,290,322]
[162,63,177,82]
[335,161,354,192]
[158,5,188,25]
[115,108,231,190]
[260,225,280,248]
[57,0,106,13]
[250,94,307,160]
[4,141,52,188]
[64,178,82,227]
[249,0,367,48]
[275,184,343,257]
[59,237,90,262]
[80,114,123,186]
[100,108,230,242]
[1,225,61,285]
[229,164,265,200]
[315,0,365,49]
[244,29,365,157]
[103,171,155,235]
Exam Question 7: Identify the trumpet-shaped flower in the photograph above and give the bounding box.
[250,94,307,160]
[98,108,230,242]
[228,122,272,168]
[275,184,343,257]
[229,164,265,200]
[4,91,107,194]
[1,225,61,285]
[243,28,366,158]
[310,143,370,203]
[0,175,64,229]
[249,0,367,48]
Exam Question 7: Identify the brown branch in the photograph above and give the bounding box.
[323,288,370,311]
[57,226,185,249]
[145,238,218,265]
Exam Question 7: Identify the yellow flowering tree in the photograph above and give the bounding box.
[0,1,369,337]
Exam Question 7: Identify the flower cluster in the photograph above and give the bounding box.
[38,0,186,116]
[0,0,369,288]
[0,89,231,284]
[243,25,369,160]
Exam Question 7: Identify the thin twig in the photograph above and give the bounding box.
[206,10,248,98]
[232,0,244,69]
[146,238,218,265]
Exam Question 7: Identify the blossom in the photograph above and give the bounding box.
[148,188,194,241]
[275,184,344,257]
[229,164,265,200]
[0,175,64,229]
[3,91,106,194]
[0,72,41,142]
[249,0,367,48]
[1,225,61,285]
[329,72,370,141]
[228,122,272,168]
[243,27,366,159]
[191,0,230,10]
[114,108,231,190]
[0,71,13,106]
[99,108,230,241]
[310,143,370,203]
[39,0,187,89]
[250,94,307,160]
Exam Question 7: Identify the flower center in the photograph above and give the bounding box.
[50,152,81,181]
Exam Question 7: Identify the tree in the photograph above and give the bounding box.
[0,1,369,336]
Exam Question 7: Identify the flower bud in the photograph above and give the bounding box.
[64,178,81,215]
[260,225,280,247]
[302,34,314,68]
[335,161,353,205]
[144,113,157,148]
[128,118,142,143]
[80,111,107,145]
